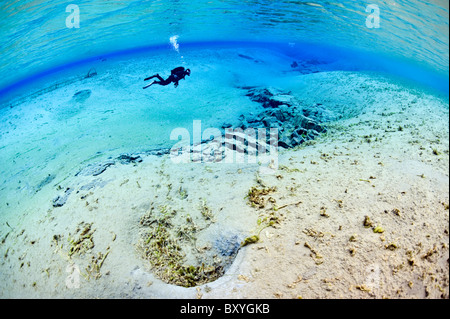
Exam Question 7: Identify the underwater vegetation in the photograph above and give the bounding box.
[137,202,225,288]
[52,222,113,281]
[242,181,301,247]
[136,175,299,286]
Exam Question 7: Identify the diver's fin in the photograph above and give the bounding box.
[145,74,159,81]
[143,82,154,89]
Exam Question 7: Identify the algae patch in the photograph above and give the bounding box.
[52,222,112,280]
[247,186,277,209]
[137,202,232,288]
[241,235,260,247]
[241,184,293,247]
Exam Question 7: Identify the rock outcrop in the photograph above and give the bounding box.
[232,87,327,149]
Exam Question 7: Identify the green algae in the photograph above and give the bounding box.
[137,204,222,288]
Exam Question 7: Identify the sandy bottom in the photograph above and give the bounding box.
[0,48,449,299]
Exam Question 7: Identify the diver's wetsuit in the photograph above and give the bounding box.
[143,67,191,89]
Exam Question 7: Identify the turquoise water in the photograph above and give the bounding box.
[0,0,449,298]
[0,0,448,240]
[0,0,448,99]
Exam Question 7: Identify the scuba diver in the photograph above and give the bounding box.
[143,66,191,89]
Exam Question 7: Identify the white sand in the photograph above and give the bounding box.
[0,48,448,299]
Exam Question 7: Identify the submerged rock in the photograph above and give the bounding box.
[145,148,171,156]
[278,140,292,149]
[80,178,109,191]
[71,89,92,103]
[246,87,293,109]
[290,59,326,74]
[214,235,241,257]
[36,174,56,193]
[238,54,260,63]
[235,86,327,149]
[238,54,255,60]
[75,160,115,177]
[117,153,143,165]
[52,188,73,207]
